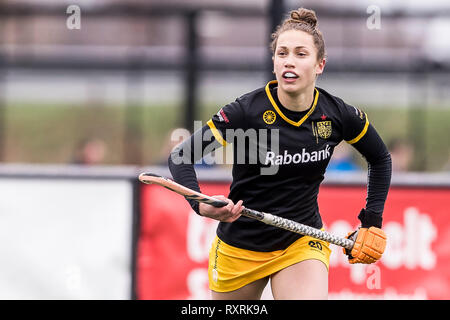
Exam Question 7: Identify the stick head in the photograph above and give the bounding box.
[138,172,229,208]
[139,172,163,184]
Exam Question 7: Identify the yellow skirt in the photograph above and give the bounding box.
[208,234,331,293]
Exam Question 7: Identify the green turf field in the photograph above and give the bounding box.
[1,102,449,171]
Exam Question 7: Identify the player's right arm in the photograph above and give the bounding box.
[167,99,246,221]
[199,196,243,222]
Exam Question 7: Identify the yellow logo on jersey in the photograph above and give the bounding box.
[263,110,276,124]
[317,121,332,139]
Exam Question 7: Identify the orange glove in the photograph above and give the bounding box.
[343,227,387,264]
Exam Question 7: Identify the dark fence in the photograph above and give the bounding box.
[0,1,449,167]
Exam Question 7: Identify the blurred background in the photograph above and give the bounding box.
[1,0,450,300]
[1,0,449,171]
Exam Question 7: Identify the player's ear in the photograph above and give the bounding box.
[315,58,326,76]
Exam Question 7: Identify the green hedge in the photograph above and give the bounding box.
[1,102,449,171]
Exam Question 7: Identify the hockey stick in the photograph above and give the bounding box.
[138,172,354,250]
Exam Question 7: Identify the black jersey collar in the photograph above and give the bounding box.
[265,80,319,127]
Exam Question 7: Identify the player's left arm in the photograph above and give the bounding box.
[342,104,392,264]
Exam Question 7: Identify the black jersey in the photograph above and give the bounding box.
[169,80,391,252]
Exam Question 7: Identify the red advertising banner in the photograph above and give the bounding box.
[320,186,450,299]
[137,183,450,300]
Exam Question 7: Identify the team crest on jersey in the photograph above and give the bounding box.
[263,110,276,124]
[316,121,332,139]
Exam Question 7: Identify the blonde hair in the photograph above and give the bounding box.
[270,8,326,61]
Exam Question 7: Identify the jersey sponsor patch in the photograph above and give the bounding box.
[265,144,331,165]
[345,105,369,144]
[263,110,276,124]
[216,108,230,123]
[358,109,366,120]
[351,106,366,120]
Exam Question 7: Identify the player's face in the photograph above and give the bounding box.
[273,29,325,95]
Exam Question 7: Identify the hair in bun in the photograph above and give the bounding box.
[289,8,318,28]
[271,8,326,61]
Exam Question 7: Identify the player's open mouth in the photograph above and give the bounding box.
[282,71,299,82]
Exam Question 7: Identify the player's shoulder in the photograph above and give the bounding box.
[234,85,267,110]
[316,87,347,108]
[316,86,359,117]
